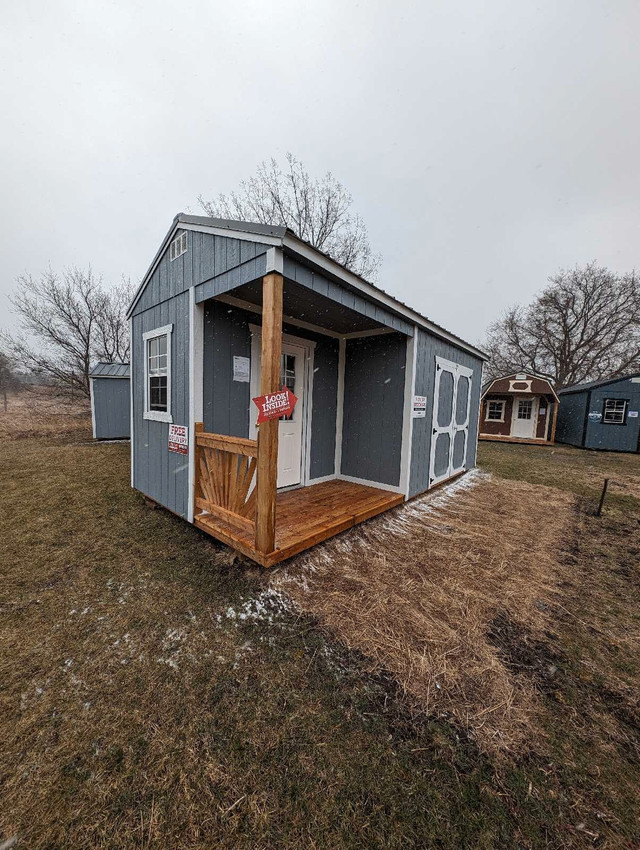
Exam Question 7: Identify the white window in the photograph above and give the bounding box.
[603,398,627,424]
[486,400,505,421]
[517,399,533,420]
[169,231,188,261]
[143,324,173,422]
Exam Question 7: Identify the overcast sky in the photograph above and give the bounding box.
[2,0,639,345]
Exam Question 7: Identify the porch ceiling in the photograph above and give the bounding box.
[229,278,386,335]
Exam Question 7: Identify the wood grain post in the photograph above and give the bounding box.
[194,422,204,508]
[550,401,559,443]
[255,273,283,555]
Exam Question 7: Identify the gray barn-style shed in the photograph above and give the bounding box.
[556,374,640,453]
[89,362,130,440]
[127,213,487,565]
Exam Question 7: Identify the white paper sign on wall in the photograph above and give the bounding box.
[628,410,638,418]
[412,395,427,418]
[233,356,250,382]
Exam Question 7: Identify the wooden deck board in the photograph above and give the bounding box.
[478,434,554,446]
[195,479,403,566]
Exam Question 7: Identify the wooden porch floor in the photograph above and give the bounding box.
[194,480,404,567]
[478,434,554,446]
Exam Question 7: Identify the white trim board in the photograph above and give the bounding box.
[142,324,173,423]
[127,216,487,361]
[129,317,134,487]
[89,377,97,439]
[399,325,418,498]
[187,289,204,523]
[336,472,404,495]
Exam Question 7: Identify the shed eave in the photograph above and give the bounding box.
[126,214,489,362]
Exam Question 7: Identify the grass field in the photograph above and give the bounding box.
[1,425,639,848]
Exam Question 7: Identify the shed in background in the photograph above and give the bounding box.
[556,374,640,453]
[479,373,559,445]
[89,362,130,440]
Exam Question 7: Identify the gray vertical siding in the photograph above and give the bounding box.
[202,301,339,477]
[341,333,407,487]
[203,301,252,438]
[133,230,270,316]
[308,335,339,479]
[131,291,190,518]
[586,379,640,451]
[409,329,483,497]
[557,378,640,452]
[555,392,588,447]
[92,378,130,439]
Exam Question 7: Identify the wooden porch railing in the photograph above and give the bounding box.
[194,423,257,536]
[194,270,284,558]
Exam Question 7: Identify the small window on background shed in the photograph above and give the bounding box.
[486,400,505,421]
[603,398,627,424]
[169,231,188,261]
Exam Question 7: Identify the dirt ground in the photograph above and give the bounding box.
[1,430,639,848]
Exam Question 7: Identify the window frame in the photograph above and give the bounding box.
[485,399,506,422]
[602,398,628,425]
[142,324,173,423]
[169,231,188,261]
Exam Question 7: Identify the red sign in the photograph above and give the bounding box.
[253,387,297,423]
[168,424,189,455]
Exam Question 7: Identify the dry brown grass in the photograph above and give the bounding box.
[272,472,576,755]
[0,388,91,440]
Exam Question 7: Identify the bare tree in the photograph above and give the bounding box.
[484,262,640,388]
[199,153,381,279]
[1,268,132,398]
[0,350,19,413]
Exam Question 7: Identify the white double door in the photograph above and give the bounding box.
[429,356,474,487]
[250,335,307,489]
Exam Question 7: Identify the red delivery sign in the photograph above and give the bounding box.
[253,387,297,423]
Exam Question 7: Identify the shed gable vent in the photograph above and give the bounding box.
[169,231,188,261]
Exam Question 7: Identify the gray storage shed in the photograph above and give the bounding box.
[89,362,131,439]
[556,373,640,453]
[126,213,488,565]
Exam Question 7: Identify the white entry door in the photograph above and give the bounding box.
[511,397,537,439]
[250,339,306,489]
[429,357,474,487]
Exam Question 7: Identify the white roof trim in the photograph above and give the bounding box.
[481,374,559,403]
[127,217,488,361]
[282,233,487,360]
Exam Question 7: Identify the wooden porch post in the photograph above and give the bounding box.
[550,400,559,443]
[255,272,283,555]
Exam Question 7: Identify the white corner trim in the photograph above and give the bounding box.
[307,473,337,485]
[89,377,97,439]
[336,472,404,495]
[282,233,488,361]
[187,288,204,523]
[334,337,346,476]
[265,246,284,274]
[129,317,134,487]
[399,327,418,498]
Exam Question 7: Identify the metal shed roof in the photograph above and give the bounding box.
[127,213,488,361]
[559,372,640,395]
[89,362,130,378]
